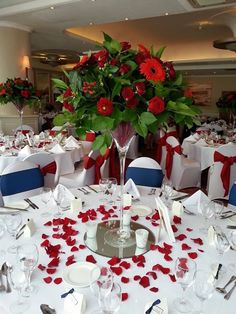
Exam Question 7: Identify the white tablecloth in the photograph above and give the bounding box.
[0,147,83,175]
[187,142,216,171]
[0,186,235,314]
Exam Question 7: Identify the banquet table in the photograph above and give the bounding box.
[0,186,235,314]
[0,146,83,175]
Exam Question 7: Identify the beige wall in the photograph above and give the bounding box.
[185,75,236,117]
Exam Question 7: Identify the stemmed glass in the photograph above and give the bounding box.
[200,201,214,234]
[107,177,117,205]
[192,270,215,314]
[41,187,52,217]
[53,186,63,217]
[9,263,30,313]
[5,212,22,253]
[209,200,224,223]
[99,178,109,203]
[17,243,39,296]
[161,180,173,206]
[213,230,230,276]
[90,266,113,314]
[100,282,122,314]
[173,257,196,313]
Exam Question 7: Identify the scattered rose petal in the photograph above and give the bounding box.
[152,264,170,274]
[131,215,139,221]
[186,228,193,232]
[71,246,79,252]
[134,275,141,281]
[137,262,145,268]
[173,215,182,224]
[119,261,131,269]
[139,276,150,288]
[175,234,187,241]
[54,277,62,285]
[38,264,46,271]
[169,274,176,282]
[150,287,159,293]
[172,225,178,233]
[42,234,49,239]
[110,266,122,276]
[164,254,173,261]
[48,257,60,268]
[86,255,97,264]
[146,271,157,280]
[150,244,158,251]
[79,244,86,249]
[121,276,129,284]
[46,268,56,275]
[182,243,191,251]
[41,239,50,247]
[191,238,203,245]
[43,276,52,284]
[44,221,52,226]
[122,293,128,301]
[108,256,121,266]
[188,252,198,259]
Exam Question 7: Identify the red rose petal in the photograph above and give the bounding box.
[163,242,173,251]
[38,264,46,271]
[121,276,129,284]
[41,239,50,247]
[110,266,123,276]
[188,252,198,259]
[48,257,60,268]
[169,274,176,282]
[139,276,150,288]
[121,293,128,301]
[146,271,157,280]
[119,261,131,269]
[175,234,187,241]
[150,287,159,293]
[42,234,49,239]
[108,256,121,266]
[66,237,76,246]
[152,264,170,274]
[150,244,158,251]
[79,244,86,249]
[182,243,191,251]
[46,268,56,275]
[71,246,79,252]
[191,238,203,245]
[134,275,141,281]
[86,255,97,264]
[172,225,178,233]
[131,215,139,221]
[44,221,52,226]
[186,228,193,232]
[54,277,62,285]
[164,254,173,261]
[43,276,52,284]
[173,215,182,224]
[137,262,145,268]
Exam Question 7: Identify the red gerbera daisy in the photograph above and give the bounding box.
[140,58,165,82]
[148,96,165,115]
[97,97,113,116]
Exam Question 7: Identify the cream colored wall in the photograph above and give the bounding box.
[185,75,236,117]
[0,26,33,117]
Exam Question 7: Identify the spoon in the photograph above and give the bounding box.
[1,262,11,293]
[216,275,236,294]
[40,304,56,314]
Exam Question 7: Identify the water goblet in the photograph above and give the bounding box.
[100,282,122,314]
[192,270,215,314]
[9,263,30,314]
[90,266,113,314]
[199,201,214,234]
[209,200,224,222]
[5,212,22,253]
[41,187,52,217]
[161,180,173,206]
[53,186,63,217]
[213,230,230,277]
[17,243,39,296]
[99,178,109,203]
[107,177,117,205]
[173,257,196,313]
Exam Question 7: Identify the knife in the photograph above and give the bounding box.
[0,211,19,215]
[214,263,222,280]
[227,225,236,229]
[86,185,98,193]
[1,206,28,212]
[16,231,24,240]
[15,223,26,238]
[25,198,39,209]
[171,194,189,201]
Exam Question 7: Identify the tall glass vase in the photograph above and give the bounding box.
[13,101,26,133]
[104,122,136,248]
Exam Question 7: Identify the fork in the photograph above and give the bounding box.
[148,188,156,195]
[77,188,89,195]
[0,270,5,292]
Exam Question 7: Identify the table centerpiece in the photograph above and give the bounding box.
[52,33,200,248]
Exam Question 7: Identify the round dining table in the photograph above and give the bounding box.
[0,186,235,314]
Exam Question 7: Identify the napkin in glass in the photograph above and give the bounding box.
[18,145,32,157]
[182,190,209,214]
[49,143,65,154]
[124,178,140,200]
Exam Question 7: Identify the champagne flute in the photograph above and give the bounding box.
[192,270,215,314]
[17,243,39,296]
[41,187,52,217]
[173,257,196,313]
[9,263,30,314]
[5,212,22,253]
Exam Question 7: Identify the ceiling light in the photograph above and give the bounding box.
[89,22,93,25]
[165,12,169,16]
[125,17,129,21]
[50,6,55,10]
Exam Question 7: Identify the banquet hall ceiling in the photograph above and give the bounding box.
[0,0,236,72]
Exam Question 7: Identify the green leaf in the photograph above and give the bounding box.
[92,116,114,131]
[110,39,121,52]
[126,60,137,71]
[174,72,183,86]
[103,32,113,43]
[134,121,148,138]
[53,114,67,126]
[100,144,107,155]
[51,78,68,90]
[166,100,177,110]
[156,46,166,58]
[111,82,122,99]
[122,109,137,122]
[140,112,156,125]
[92,135,105,151]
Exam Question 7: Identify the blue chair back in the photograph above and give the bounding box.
[229,182,236,206]
[126,157,164,187]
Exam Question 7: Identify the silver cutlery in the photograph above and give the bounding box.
[1,262,11,293]
[0,206,28,212]
[77,188,89,195]
[183,207,196,215]
[24,198,39,209]
[224,280,236,300]
[172,194,189,201]
[86,185,98,193]
[0,270,5,292]
[216,275,236,294]
[220,212,236,219]
[148,188,156,195]
[227,225,236,229]
[214,263,222,280]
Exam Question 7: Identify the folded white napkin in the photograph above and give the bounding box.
[64,291,86,314]
[54,184,75,201]
[185,134,196,142]
[4,200,29,209]
[49,143,65,154]
[65,136,80,145]
[18,145,32,157]
[64,138,80,149]
[182,190,209,214]
[39,131,45,139]
[124,179,140,200]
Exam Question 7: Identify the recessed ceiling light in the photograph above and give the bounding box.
[91,0,96,2]
[50,6,55,10]
[165,12,169,16]
[125,17,129,21]
[89,22,93,25]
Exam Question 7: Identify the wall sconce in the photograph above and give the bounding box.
[22,55,30,80]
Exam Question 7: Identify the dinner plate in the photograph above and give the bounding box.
[130,204,153,217]
[63,262,100,288]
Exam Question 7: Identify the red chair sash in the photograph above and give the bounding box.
[165,143,182,179]
[94,148,111,184]
[83,156,96,170]
[40,161,57,176]
[156,131,177,163]
[214,151,236,196]
[85,132,96,142]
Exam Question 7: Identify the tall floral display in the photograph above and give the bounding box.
[0,78,41,131]
[216,92,236,125]
[53,33,200,247]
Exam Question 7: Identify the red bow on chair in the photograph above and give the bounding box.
[85,132,96,142]
[83,156,96,170]
[165,143,182,179]
[214,151,236,196]
[95,148,111,184]
[156,131,177,163]
[40,161,57,176]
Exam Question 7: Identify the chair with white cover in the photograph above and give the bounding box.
[59,150,100,188]
[23,152,59,188]
[207,144,236,200]
[15,124,34,135]
[0,160,44,202]
[126,157,164,187]
[165,136,201,190]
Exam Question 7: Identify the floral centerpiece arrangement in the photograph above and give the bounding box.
[216,92,236,113]
[53,33,200,154]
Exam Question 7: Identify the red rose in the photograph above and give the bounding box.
[120,41,131,51]
[0,88,6,95]
[118,64,131,75]
[35,90,41,97]
[97,97,113,116]
[110,58,119,66]
[148,96,165,115]
[121,86,134,101]
[73,55,89,69]
[21,90,30,98]
[93,49,109,68]
[64,88,73,98]
[184,88,193,98]
[63,101,74,112]
[165,62,176,80]
[227,94,234,101]
[135,82,145,96]
[126,97,139,109]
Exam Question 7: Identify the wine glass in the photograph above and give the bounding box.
[100,282,122,314]
[161,180,173,206]
[17,243,39,296]
[199,201,214,234]
[209,200,224,222]
[213,230,230,276]
[41,187,52,217]
[90,266,113,314]
[53,186,63,217]
[99,178,109,203]
[5,212,22,253]
[9,263,30,314]
[173,257,196,313]
[192,270,215,314]
[107,177,117,205]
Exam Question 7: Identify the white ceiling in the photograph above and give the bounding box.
[0,0,236,73]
